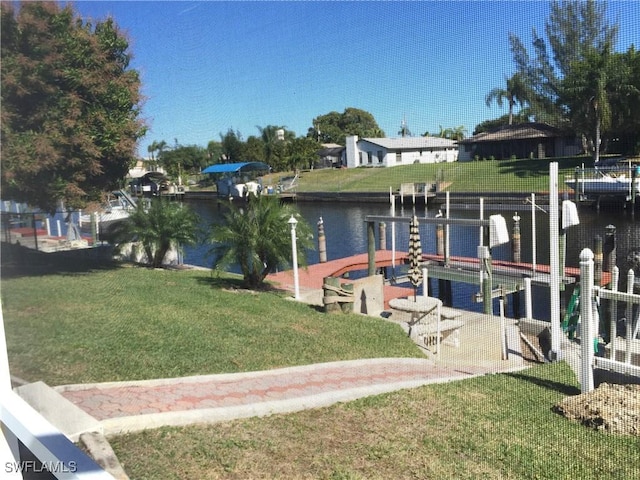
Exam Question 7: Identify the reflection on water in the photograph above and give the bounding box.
[184,198,640,320]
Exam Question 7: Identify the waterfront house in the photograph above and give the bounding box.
[457,123,581,161]
[344,135,458,168]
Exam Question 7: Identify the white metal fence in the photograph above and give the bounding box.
[579,248,640,393]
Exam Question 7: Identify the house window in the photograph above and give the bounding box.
[367,152,373,164]
[359,152,363,165]
[377,150,384,164]
[396,152,401,163]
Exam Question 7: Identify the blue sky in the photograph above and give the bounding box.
[67,1,639,157]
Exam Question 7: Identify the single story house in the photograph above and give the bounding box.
[344,136,458,168]
[457,123,581,161]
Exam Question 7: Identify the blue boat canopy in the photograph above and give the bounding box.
[202,162,270,174]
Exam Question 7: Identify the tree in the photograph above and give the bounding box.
[607,46,640,155]
[509,0,618,125]
[219,129,246,163]
[158,144,208,179]
[485,73,531,125]
[209,196,313,289]
[257,125,294,171]
[308,108,384,145]
[287,136,321,171]
[1,2,145,212]
[113,199,199,268]
[206,140,224,164]
[561,45,613,162]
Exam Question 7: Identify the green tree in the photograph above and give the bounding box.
[509,0,618,124]
[308,108,384,145]
[561,45,613,162]
[607,46,640,155]
[113,199,199,268]
[206,140,224,165]
[209,196,314,289]
[159,144,208,179]
[287,136,321,171]
[257,125,295,171]
[485,73,531,125]
[219,129,246,163]
[1,2,145,212]
[244,136,266,163]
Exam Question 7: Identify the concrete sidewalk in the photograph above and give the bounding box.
[52,358,518,436]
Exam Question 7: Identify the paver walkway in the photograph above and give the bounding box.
[55,358,506,435]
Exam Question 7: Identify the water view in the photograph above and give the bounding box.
[184,197,640,321]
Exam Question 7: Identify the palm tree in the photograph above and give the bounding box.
[485,73,530,125]
[209,196,314,289]
[562,44,614,163]
[113,199,199,268]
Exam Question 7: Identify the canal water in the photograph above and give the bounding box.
[183,197,640,321]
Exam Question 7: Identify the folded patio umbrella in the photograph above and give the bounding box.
[407,215,423,301]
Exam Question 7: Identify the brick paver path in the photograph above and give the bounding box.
[59,359,493,421]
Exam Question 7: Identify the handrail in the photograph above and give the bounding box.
[1,391,115,479]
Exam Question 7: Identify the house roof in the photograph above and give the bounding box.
[318,144,345,156]
[202,162,270,174]
[458,123,565,144]
[361,136,457,150]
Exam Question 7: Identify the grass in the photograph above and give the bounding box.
[109,362,640,479]
[261,156,592,194]
[1,264,421,385]
[3,258,638,478]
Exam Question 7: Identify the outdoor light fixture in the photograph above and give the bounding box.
[489,214,509,248]
[288,215,300,300]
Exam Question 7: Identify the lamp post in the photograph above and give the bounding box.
[288,215,300,300]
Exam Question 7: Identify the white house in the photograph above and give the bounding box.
[344,135,458,168]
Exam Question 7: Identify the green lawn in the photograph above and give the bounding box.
[1,265,421,385]
[262,156,592,194]
[109,362,639,479]
[3,260,637,479]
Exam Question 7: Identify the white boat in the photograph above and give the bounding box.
[565,169,640,197]
[80,190,137,234]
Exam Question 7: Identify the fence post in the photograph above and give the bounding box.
[609,266,619,360]
[626,269,635,364]
[367,221,375,276]
[580,248,595,393]
[524,277,533,321]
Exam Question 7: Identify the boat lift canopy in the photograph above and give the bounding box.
[202,162,270,175]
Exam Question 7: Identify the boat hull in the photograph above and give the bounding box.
[565,178,640,196]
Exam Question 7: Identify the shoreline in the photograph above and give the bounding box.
[184,190,552,205]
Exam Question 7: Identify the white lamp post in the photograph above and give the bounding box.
[288,215,300,300]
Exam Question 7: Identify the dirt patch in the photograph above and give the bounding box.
[553,383,640,435]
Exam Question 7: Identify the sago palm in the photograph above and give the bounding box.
[114,198,199,268]
[209,196,314,288]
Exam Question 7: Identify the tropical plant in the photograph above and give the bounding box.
[113,199,199,268]
[485,73,531,125]
[209,196,314,288]
[561,45,613,162]
[509,0,618,125]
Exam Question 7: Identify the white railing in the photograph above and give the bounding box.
[1,305,114,479]
[579,249,640,393]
